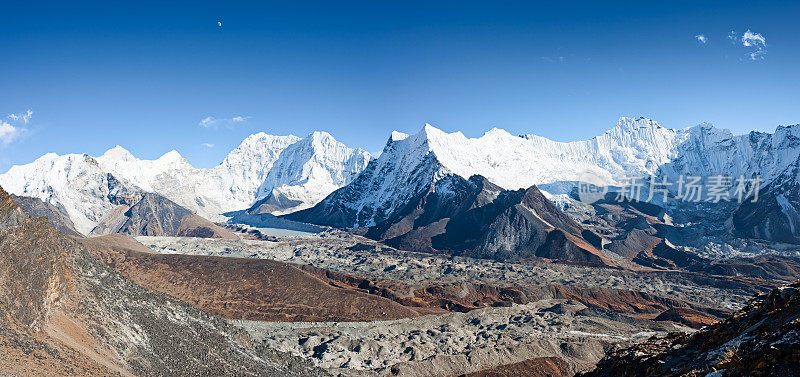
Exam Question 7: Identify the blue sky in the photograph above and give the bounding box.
[1,0,799,170]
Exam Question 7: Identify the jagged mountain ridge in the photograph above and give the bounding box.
[97,131,371,220]
[10,194,81,237]
[4,117,800,242]
[0,153,143,234]
[89,192,238,239]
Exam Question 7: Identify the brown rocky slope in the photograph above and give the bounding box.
[0,185,322,376]
[81,234,422,322]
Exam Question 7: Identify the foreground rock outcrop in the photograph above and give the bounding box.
[582,281,800,377]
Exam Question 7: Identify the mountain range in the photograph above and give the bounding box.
[287,117,800,249]
[3,117,800,250]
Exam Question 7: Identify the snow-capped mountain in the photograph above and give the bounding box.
[0,153,142,234]
[0,131,371,234]
[95,133,303,220]
[286,128,450,228]
[287,118,686,227]
[658,123,800,184]
[247,131,371,215]
[288,118,800,229]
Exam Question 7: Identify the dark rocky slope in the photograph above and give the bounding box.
[734,156,800,244]
[90,192,237,239]
[10,194,82,237]
[360,174,613,266]
[0,185,322,376]
[582,281,800,377]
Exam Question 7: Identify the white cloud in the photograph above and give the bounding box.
[201,143,215,148]
[695,34,707,44]
[198,115,250,129]
[742,30,766,47]
[729,29,767,60]
[1,110,33,146]
[199,116,215,128]
[0,121,18,145]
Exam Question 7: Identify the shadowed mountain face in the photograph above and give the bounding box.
[734,156,800,244]
[10,194,82,237]
[90,192,237,239]
[362,175,613,266]
[0,186,320,376]
[581,281,800,377]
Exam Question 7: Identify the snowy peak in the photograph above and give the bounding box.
[390,131,409,142]
[483,127,513,138]
[613,116,666,131]
[250,131,372,214]
[218,133,300,173]
[0,152,142,235]
[289,117,733,229]
[658,122,800,184]
[100,145,136,162]
[157,150,187,163]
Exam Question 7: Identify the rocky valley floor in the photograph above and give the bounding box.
[131,231,796,376]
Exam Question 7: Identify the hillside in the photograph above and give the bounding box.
[0,185,321,376]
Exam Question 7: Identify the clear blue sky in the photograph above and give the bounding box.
[1,0,798,170]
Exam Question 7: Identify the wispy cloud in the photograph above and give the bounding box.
[198,115,251,129]
[695,34,707,44]
[729,29,767,60]
[7,109,33,124]
[201,143,215,148]
[1,110,33,146]
[741,29,767,60]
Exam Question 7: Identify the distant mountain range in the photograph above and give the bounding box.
[2,117,800,251]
